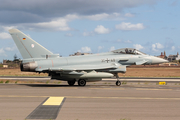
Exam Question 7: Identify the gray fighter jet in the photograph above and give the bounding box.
[9,29,168,86]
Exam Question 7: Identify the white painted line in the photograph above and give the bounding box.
[0,77,51,80]
[103,78,180,82]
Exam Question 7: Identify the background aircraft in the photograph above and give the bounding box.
[9,29,167,86]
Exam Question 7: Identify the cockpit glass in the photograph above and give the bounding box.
[112,48,146,55]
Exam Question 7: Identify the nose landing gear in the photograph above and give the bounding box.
[116,74,121,86]
[116,80,121,86]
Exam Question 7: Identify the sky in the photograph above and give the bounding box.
[0,0,180,62]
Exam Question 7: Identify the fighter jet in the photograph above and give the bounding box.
[9,29,168,86]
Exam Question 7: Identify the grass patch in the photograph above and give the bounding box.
[0,80,3,83]
[120,118,131,120]
[122,81,127,85]
[29,81,34,84]
[15,81,18,84]
[46,80,50,84]
[5,80,10,83]
[144,82,149,85]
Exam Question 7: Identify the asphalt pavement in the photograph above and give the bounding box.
[0,79,180,120]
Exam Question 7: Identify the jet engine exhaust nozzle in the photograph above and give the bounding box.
[20,62,38,71]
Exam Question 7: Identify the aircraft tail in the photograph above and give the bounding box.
[9,29,53,59]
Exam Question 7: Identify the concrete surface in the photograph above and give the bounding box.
[0,80,180,120]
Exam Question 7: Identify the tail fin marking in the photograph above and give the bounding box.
[9,29,53,59]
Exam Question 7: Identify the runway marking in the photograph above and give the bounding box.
[26,97,65,119]
[1,95,180,100]
[89,88,125,90]
[103,78,180,82]
[47,87,78,89]
[136,88,172,91]
[43,97,64,105]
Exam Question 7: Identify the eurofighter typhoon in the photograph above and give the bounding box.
[9,29,168,86]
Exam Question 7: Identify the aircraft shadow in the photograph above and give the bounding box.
[18,84,117,87]
[18,84,78,87]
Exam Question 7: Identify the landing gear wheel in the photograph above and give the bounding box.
[67,80,76,86]
[116,81,121,86]
[115,73,121,86]
[78,79,86,86]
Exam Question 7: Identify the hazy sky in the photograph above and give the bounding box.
[0,0,179,61]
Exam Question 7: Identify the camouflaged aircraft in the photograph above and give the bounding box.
[9,29,168,86]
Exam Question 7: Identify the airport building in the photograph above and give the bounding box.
[157,51,180,62]
[168,52,180,62]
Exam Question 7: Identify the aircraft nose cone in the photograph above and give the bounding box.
[151,56,168,64]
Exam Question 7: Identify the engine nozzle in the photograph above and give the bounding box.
[20,62,38,71]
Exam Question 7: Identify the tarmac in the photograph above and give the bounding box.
[0,77,180,120]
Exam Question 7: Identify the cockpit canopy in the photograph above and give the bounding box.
[112,48,146,55]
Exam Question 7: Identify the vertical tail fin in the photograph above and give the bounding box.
[9,29,53,59]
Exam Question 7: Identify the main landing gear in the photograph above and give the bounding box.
[78,79,86,86]
[67,79,86,86]
[67,79,76,86]
[116,74,121,86]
